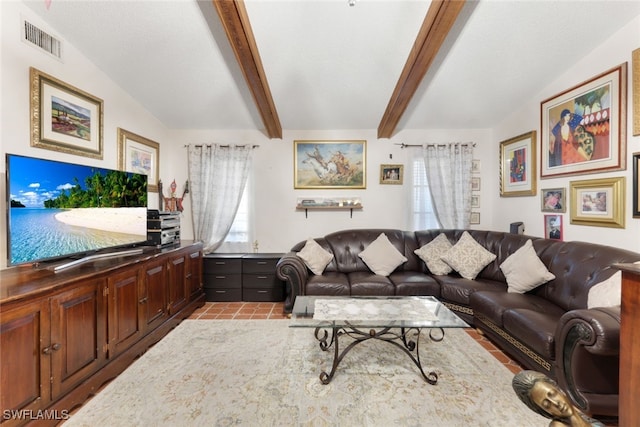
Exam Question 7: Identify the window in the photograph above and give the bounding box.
[411,158,440,230]
[219,179,253,252]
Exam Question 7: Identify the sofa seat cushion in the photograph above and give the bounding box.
[437,276,505,306]
[471,291,560,327]
[389,272,441,297]
[503,308,564,360]
[306,272,350,296]
[348,271,395,295]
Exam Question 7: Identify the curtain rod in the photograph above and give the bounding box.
[394,142,476,148]
[184,144,259,149]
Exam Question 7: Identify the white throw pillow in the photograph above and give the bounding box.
[441,231,496,280]
[358,233,408,276]
[500,239,555,293]
[414,233,453,275]
[297,239,334,275]
[588,271,621,308]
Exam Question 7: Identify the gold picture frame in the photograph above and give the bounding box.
[633,48,640,136]
[500,131,537,197]
[380,164,403,185]
[569,177,625,228]
[117,128,160,193]
[294,140,366,189]
[30,67,104,159]
[541,63,627,178]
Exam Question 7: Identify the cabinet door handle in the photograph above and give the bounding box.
[257,290,268,293]
[215,276,227,279]
[42,346,52,355]
[139,297,148,304]
[257,261,267,265]
[257,276,268,280]
[52,343,61,351]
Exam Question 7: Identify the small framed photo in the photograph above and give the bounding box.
[117,128,160,192]
[380,164,404,185]
[569,177,625,228]
[471,177,481,191]
[470,212,480,225]
[544,215,563,241]
[500,130,537,197]
[30,67,104,159]
[541,188,566,213]
[471,194,480,208]
[471,159,481,174]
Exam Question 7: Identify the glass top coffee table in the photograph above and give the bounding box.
[290,295,469,384]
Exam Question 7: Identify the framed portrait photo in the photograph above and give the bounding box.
[117,128,160,192]
[294,140,366,189]
[30,67,104,159]
[544,214,563,241]
[541,63,627,178]
[380,164,403,185]
[541,188,566,213]
[500,131,537,197]
[569,177,625,228]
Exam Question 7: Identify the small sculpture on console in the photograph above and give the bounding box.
[159,179,189,212]
[512,370,604,427]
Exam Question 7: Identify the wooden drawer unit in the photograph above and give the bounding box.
[242,254,284,302]
[203,254,242,301]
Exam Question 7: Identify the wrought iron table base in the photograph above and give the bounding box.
[313,324,444,385]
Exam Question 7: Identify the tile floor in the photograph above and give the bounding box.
[188,301,524,375]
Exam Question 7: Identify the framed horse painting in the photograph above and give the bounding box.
[294,140,366,189]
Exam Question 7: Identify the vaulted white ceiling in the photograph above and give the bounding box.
[23,0,640,140]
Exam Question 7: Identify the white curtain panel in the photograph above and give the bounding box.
[422,143,473,229]
[187,144,253,253]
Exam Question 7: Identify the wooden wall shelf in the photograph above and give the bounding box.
[296,204,362,218]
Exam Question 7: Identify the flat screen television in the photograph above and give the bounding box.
[6,154,148,268]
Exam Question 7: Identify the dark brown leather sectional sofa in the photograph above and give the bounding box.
[276,228,640,417]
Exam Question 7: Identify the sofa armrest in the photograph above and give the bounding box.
[276,252,309,313]
[555,307,620,411]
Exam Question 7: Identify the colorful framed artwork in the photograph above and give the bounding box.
[380,164,403,185]
[633,152,640,218]
[541,63,627,178]
[294,140,366,189]
[541,188,566,213]
[544,214,563,241]
[30,67,104,159]
[500,131,537,197]
[569,177,625,228]
[117,128,160,192]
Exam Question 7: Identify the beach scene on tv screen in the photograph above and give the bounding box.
[8,156,148,265]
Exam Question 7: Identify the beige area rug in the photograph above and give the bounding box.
[63,320,546,427]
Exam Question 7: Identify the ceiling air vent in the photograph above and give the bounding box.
[22,19,62,60]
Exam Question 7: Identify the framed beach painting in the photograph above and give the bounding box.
[380,164,403,185]
[500,131,537,197]
[541,64,627,178]
[569,177,625,228]
[294,140,366,189]
[117,128,160,192]
[30,67,104,159]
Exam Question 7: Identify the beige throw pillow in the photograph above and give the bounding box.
[587,271,621,308]
[500,239,555,293]
[414,233,453,275]
[297,239,334,275]
[441,231,496,280]
[358,233,408,276]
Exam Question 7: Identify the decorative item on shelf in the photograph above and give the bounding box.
[296,197,362,218]
[159,179,189,212]
[253,240,259,253]
[541,63,627,179]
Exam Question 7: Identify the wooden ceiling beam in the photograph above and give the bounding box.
[377,0,466,139]
[213,0,282,139]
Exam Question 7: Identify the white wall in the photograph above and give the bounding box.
[492,16,640,253]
